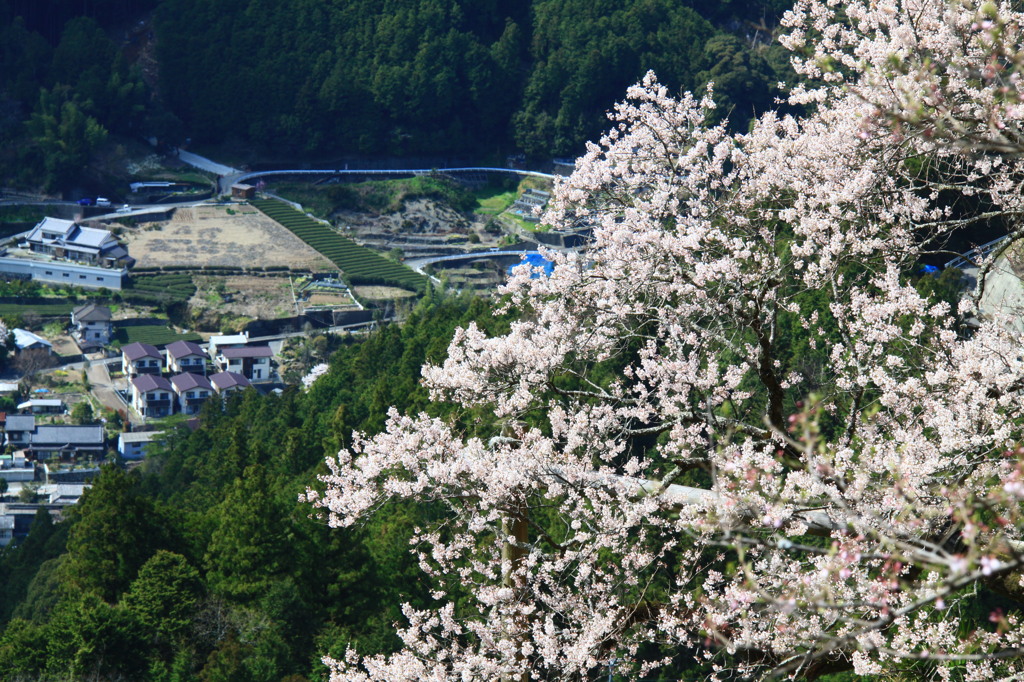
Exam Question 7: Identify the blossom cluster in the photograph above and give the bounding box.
[307,1,1024,678]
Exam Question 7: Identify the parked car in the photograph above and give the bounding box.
[76,197,93,206]
[95,197,111,207]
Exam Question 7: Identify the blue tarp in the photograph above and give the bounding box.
[508,252,554,278]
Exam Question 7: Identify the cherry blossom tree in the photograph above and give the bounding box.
[305,0,1024,678]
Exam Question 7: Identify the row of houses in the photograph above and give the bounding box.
[130,371,250,417]
[122,337,273,382]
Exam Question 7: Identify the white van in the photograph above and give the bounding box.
[96,197,111,207]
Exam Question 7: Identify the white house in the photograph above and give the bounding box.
[70,303,113,348]
[215,345,272,381]
[130,374,175,418]
[24,217,132,268]
[122,342,162,377]
[170,373,214,415]
[208,332,248,358]
[117,431,163,460]
[165,340,207,375]
[210,371,251,397]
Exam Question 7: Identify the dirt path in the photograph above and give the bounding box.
[86,360,133,424]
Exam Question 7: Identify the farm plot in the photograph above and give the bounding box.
[113,321,201,347]
[127,273,197,305]
[0,301,75,317]
[123,205,333,270]
[251,199,427,293]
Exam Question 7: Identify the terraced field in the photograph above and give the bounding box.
[129,273,197,304]
[251,199,427,293]
[0,301,74,316]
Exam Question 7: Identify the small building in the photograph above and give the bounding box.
[165,340,208,375]
[70,303,113,348]
[0,452,34,482]
[5,414,35,448]
[16,399,64,415]
[37,483,90,505]
[171,373,214,415]
[231,183,255,199]
[210,371,251,397]
[0,382,20,395]
[12,329,52,354]
[208,332,248,358]
[117,431,163,460]
[215,345,272,381]
[130,375,175,418]
[122,342,162,377]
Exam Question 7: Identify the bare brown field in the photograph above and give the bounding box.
[306,292,358,307]
[190,275,298,320]
[124,206,334,270]
[353,285,418,300]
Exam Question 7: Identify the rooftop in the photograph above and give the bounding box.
[12,329,52,350]
[171,373,214,392]
[6,415,34,430]
[131,374,174,393]
[72,302,112,322]
[16,399,63,409]
[165,340,206,359]
[119,431,163,444]
[220,345,273,359]
[122,342,161,361]
[210,371,251,390]
[32,424,104,446]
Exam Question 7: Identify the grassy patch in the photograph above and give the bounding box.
[268,183,337,218]
[326,176,477,214]
[473,187,516,215]
[112,322,201,347]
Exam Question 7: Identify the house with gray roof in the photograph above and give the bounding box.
[171,373,214,415]
[25,217,133,268]
[215,345,273,381]
[166,340,207,375]
[117,430,164,460]
[12,329,52,353]
[4,414,35,448]
[71,303,112,348]
[16,399,64,414]
[4,419,105,460]
[122,342,162,377]
[130,375,175,418]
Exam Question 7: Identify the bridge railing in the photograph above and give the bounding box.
[944,236,1010,270]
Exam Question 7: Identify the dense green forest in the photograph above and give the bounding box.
[0,265,966,680]
[0,0,794,191]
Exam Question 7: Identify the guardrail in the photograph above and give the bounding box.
[234,166,556,185]
[944,235,1009,270]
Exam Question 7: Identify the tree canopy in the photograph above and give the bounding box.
[304,0,1024,679]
